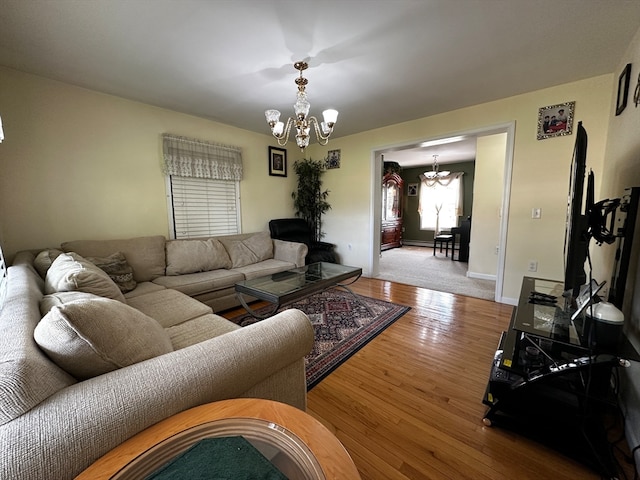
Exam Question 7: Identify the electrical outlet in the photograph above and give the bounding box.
[528,260,538,272]
[494,246,499,255]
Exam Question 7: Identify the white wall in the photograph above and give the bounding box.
[0,67,298,261]
[307,74,613,302]
[0,67,617,303]
[468,133,507,279]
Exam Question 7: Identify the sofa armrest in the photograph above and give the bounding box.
[0,309,314,480]
[273,238,308,267]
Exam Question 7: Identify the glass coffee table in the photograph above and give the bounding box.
[235,262,363,319]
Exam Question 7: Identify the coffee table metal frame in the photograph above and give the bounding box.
[235,262,363,319]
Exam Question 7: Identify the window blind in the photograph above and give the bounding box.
[169,176,240,239]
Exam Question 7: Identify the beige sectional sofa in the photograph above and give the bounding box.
[0,232,315,480]
[57,232,308,312]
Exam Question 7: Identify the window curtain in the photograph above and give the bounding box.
[418,172,464,233]
[162,134,243,181]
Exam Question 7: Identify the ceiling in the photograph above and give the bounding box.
[1,1,639,167]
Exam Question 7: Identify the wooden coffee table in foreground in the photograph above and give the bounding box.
[75,398,360,480]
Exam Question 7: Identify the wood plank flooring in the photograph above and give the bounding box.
[225,277,637,479]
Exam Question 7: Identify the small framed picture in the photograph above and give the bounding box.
[326,149,341,169]
[615,63,632,116]
[408,183,418,196]
[268,146,287,177]
[536,101,575,140]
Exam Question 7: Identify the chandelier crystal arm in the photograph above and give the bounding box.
[309,117,330,145]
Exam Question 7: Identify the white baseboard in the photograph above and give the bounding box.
[401,240,432,247]
[467,271,496,281]
[498,296,519,306]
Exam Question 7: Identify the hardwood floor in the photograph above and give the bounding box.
[226,278,637,479]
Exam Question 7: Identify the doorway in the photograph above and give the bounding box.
[369,122,515,303]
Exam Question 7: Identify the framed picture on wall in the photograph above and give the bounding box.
[408,183,418,196]
[615,63,632,116]
[268,146,287,177]
[326,149,341,169]
[536,101,575,140]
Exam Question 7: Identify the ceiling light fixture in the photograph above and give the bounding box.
[419,136,465,149]
[424,154,450,179]
[265,61,338,151]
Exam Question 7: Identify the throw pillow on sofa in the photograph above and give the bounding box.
[39,291,98,317]
[34,296,174,380]
[165,238,232,275]
[219,232,274,268]
[86,252,137,293]
[33,248,64,278]
[44,252,126,303]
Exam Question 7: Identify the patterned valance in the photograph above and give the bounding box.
[162,134,243,181]
[418,171,464,187]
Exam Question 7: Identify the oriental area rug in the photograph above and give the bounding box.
[230,290,410,390]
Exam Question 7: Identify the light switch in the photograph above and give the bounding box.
[532,208,542,219]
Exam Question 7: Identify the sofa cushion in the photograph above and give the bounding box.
[152,269,245,297]
[166,313,240,350]
[219,232,274,268]
[165,238,231,275]
[33,249,64,278]
[123,281,167,299]
[86,252,137,293]
[34,297,173,380]
[61,235,166,282]
[0,263,77,427]
[234,259,296,280]
[44,252,126,303]
[40,291,98,316]
[126,289,213,328]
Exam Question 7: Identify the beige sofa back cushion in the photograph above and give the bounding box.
[218,232,274,268]
[61,235,166,282]
[165,238,231,275]
[40,291,98,317]
[34,296,174,380]
[44,252,126,303]
[33,248,63,278]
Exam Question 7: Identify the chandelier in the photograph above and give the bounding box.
[424,155,450,178]
[265,61,338,151]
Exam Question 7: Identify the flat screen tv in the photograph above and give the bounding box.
[563,121,593,302]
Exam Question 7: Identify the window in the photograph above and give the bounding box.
[162,134,243,239]
[418,174,463,233]
[168,176,240,238]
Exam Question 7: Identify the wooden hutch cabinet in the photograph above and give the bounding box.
[381,172,404,251]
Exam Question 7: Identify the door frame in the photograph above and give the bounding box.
[369,121,515,303]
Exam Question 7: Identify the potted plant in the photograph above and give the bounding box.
[291,158,331,243]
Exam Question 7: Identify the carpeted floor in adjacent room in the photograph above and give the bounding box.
[376,245,496,300]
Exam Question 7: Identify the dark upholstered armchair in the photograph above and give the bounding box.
[269,218,337,264]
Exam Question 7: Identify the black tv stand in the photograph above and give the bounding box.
[483,277,639,479]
